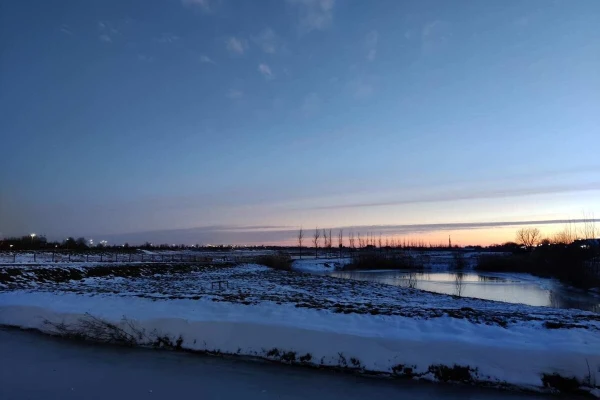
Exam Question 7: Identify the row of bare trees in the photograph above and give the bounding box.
[298,227,453,259]
[515,215,597,250]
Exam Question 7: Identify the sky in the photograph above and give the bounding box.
[1,0,599,246]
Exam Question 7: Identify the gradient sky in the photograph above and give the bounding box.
[1,0,599,245]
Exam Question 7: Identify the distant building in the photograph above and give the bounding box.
[573,238,600,248]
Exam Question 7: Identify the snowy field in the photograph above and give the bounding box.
[0,249,276,265]
[1,259,599,395]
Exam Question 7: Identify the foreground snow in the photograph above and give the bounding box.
[1,263,599,394]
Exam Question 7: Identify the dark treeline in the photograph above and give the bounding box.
[477,243,600,290]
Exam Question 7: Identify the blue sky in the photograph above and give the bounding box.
[1,0,599,245]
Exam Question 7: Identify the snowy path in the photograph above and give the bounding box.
[0,328,555,400]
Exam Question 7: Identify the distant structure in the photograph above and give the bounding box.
[448,235,452,248]
[574,238,600,248]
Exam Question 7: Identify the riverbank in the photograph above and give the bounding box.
[0,328,559,400]
[1,262,599,396]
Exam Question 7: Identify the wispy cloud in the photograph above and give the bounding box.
[421,20,451,55]
[252,28,284,54]
[258,63,273,79]
[364,30,378,61]
[301,92,321,116]
[514,16,529,28]
[181,0,211,12]
[60,24,73,35]
[227,89,243,99]
[157,33,180,44]
[137,54,155,63]
[226,36,247,55]
[199,54,216,64]
[99,218,600,246]
[98,21,120,43]
[287,0,335,33]
[303,182,600,211]
[348,78,374,99]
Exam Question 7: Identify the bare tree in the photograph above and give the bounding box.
[454,272,464,297]
[313,227,320,258]
[378,233,382,249]
[581,212,597,240]
[357,233,363,248]
[516,227,542,250]
[298,227,304,259]
[553,221,578,244]
[338,229,343,258]
[328,229,333,250]
[348,230,355,250]
[322,229,328,255]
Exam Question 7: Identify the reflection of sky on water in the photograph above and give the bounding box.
[327,270,600,313]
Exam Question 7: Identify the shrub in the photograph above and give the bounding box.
[428,364,477,383]
[451,251,467,270]
[343,252,422,271]
[476,246,600,290]
[255,254,292,271]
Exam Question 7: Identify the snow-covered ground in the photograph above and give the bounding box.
[1,262,599,395]
[0,249,276,265]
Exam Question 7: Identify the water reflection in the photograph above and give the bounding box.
[327,270,600,312]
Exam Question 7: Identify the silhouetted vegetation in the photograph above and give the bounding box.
[476,244,600,289]
[255,254,292,271]
[343,251,423,271]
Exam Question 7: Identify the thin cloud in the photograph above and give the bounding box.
[226,37,247,55]
[157,33,180,44]
[349,78,374,99]
[252,28,283,54]
[332,219,600,235]
[421,20,451,54]
[301,92,321,116]
[199,55,216,64]
[137,54,154,62]
[287,0,335,34]
[364,30,378,61]
[258,63,273,79]
[60,25,73,35]
[97,218,600,246]
[181,0,211,12]
[98,20,120,43]
[304,182,600,211]
[227,89,243,99]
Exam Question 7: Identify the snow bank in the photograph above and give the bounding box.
[0,291,598,393]
[292,258,351,273]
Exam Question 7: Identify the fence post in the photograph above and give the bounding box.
[100,254,103,262]
[34,253,36,262]
[129,253,132,262]
[141,255,144,262]
[52,252,55,262]
[13,253,16,263]
[68,253,71,262]
[86,254,89,262]
[115,253,117,263]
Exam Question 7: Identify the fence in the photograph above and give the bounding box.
[0,252,214,265]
